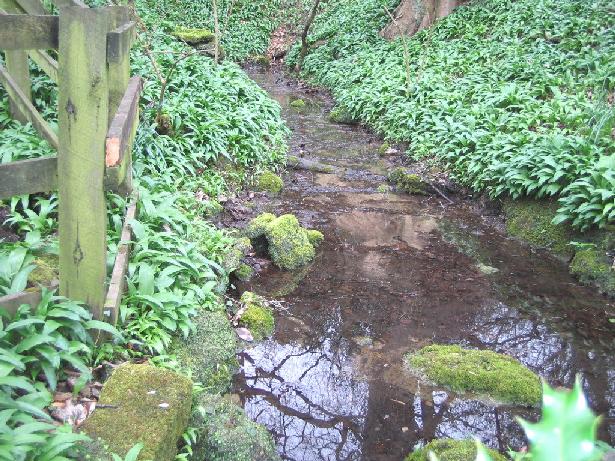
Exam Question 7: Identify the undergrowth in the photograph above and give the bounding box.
[288,0,615,230]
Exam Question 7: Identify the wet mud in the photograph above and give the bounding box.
[231,69,615,461]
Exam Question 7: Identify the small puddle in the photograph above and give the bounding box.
[232,69,615,461]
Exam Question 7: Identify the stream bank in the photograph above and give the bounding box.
[224,69,615,461]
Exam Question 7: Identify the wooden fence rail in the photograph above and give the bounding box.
[0,0,140,326]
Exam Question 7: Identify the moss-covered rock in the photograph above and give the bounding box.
[235,263,255,281]
[253,54,271,66]
[191,394,280,461]
[29,254,59,287]
[503,198,573,255]
[378,142,391,157]
[329,106,356,124]
[290,98,306,108]
[406,344,541,406]
[244,213,320,270]
[172,310,238,394]
[221,237,253,273]
[306,229,324,247]
[172,28,215,45]
[239,291,275,340]
[570,248,615,296]
[388,168,429,195]
[81,363,193,461]
[256,170,284,194]
[405,439,506,461]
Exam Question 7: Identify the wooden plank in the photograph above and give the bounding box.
[107,21,135,63]
[0,15,59,50]
[15,0,47,14]
[105,76,141,167]
[4,50,32,123]
[29,49,58,82]
[52,0,87,7]
[103,195,137,325]
[0,156,58,199]
[58,6,109,321]
[0,282,59,317]
[106,7,132,123]
[0,62,59,148]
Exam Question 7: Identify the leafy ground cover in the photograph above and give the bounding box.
[288,0,615,231]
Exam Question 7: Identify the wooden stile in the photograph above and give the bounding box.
[0,15,59,50]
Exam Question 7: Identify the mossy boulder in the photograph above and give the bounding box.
[244,213,322,270]
[256,170,284,194]
[221,237,253,273]
[81,363,193,461]
[503,198,573,255]
[239,292,275,340]
[171,28,215,45]
[388,168,429,195]
[378,142,391,156]
[329,106,356,124]
[290,98,306,108]
[235,263,255,281]
[171,310,238,394]
[191,393,280,461]
[406,344,541,406]
[306,229,324,246]
[405,439,506,461]
[570,248,615,296]
[29,254,59,287]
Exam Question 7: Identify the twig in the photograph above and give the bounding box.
[425,179,454,204]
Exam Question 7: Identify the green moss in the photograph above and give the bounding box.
[191,394,280,461]
[570,248,615,296]
[172,310,238,394]
[405,439,506,461]
[221,237,253,273]
[376,184,391,193]
[388,168,428,195]
[256,170,284,194]
[239,291,275,340]
[81,363,193,461]
[234,263,255,281]
[264,214,316,270]
[290,98,306,108]
[306,229,324,247]
[28,254,59,287]
[406,344,541,406]
[245,213,321,270]
[253,54,271,66]
[171,28,215,45]
[503,198,573,255]
[244,213,276,239]
[378,142,390,156]
[329,106,356,124]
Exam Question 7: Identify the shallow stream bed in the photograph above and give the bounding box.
[231,69,615,461]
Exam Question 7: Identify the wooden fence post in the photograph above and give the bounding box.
[57,6,110,320]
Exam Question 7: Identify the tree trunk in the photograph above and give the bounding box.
[380,0,460,40]
[295,0,321,72]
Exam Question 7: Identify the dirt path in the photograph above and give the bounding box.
[230,68,615,461]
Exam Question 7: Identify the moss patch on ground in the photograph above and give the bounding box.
[28,254,59,287]
[244,213,322,270]
[172,310,238,394]
[503,198,573,256]
[388,168,429,195]
[256,170,284,194]
[191,394,280,461]
[405,439,506,461]
[329,106,356,124]
[234,263,255,281]
[570,247,615,297]
[171,28,215,45]
[406,344,541,406]
[378,142,390,156]
[290,98,306,108]
[239,291,275,340]
[306,229,324,246]
[81,363,192,461]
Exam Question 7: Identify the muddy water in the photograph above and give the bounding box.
[232,69,615,461]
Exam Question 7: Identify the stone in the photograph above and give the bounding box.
[405,439,507,461]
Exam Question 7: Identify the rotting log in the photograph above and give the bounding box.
[0,62,59,148]
[58,6,110,320]
[0,156,58,199]
[103,194,137,325]
[0,15,59,49]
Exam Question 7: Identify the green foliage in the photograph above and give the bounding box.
[290,0,615,230]
[0,248,35,296]
[406,344,542,406]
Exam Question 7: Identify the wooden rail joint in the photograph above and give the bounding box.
[105,76,142,168]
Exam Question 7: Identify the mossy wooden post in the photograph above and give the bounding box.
[58,7,110,320]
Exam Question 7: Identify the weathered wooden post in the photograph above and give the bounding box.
[57,6,110,320]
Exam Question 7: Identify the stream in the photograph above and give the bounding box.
[231,69,615,461]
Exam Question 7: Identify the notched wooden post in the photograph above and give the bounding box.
[58,6,109,320]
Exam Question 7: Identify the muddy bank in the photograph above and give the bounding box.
[226,68,615,461]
